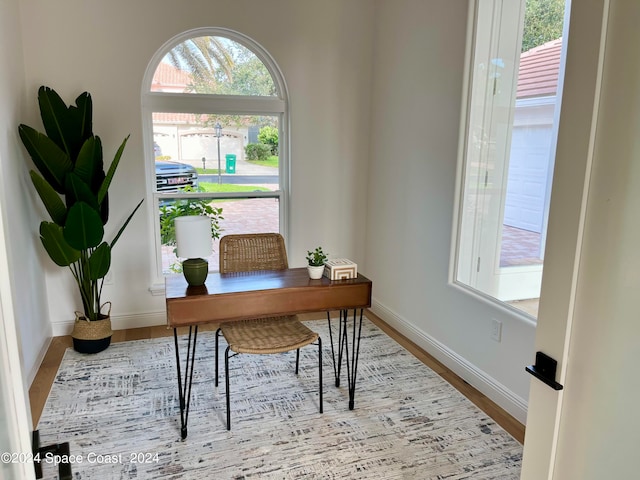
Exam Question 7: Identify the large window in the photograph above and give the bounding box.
[454,0,567,317]
[142,28,288,286]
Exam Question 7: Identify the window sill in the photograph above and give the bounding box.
[149,283,166,296]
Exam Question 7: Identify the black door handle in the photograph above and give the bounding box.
[32,430,72,480]
[525,351,564,390]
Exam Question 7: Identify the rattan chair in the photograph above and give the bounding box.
[214,233,323,430]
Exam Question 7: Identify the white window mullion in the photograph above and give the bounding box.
[143,94,285,115]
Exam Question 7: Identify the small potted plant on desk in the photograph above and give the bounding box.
[306,246,328,279]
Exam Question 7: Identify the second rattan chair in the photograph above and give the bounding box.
[214,233,323,430]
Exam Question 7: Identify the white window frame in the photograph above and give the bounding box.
[451,0,567,319]
[141,28,290,290]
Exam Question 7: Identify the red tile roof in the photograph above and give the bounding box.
[151,41,562,106]
[517,38,562,99]
[151,62,192,93]
[152,112,201,123]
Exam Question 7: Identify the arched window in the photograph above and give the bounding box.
[142,28,289,286]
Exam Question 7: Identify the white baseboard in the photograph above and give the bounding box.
[27,336,52,388]
[51,311,168,337]
[370,298,528,425]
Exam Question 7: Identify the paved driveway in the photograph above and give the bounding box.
[162,195,279,273]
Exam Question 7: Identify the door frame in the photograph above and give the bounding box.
[520,1,608,478]
[0,200,36,479]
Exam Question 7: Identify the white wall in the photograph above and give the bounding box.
[365,0,533,422]
[9,0,640,475]
[0,0,51,385]
[366,0,640,472]
[18,0,374,333]
[552,1,640,477]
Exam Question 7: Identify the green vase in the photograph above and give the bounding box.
[182,258,209,286]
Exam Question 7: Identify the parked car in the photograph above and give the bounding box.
[155,160,199,193]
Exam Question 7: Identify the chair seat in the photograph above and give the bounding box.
[220,316,319,354]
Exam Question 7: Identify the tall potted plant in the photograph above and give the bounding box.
[19,86,143,353]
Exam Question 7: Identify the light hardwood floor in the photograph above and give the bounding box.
[29,310,525,444]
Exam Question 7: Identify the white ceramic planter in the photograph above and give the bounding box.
[307,265,325,279]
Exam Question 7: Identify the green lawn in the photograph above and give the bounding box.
[199,183,270,193]
[247,155,278,168]
[195,154,277,174]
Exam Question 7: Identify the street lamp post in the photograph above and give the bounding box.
[215,123,222,184]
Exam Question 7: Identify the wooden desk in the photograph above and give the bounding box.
[165,267,372,439]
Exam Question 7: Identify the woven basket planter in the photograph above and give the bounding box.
[71,302,113,354]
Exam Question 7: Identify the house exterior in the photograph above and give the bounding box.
[505,38,562,235]
[152,62,249,166]
[0,2,637,479]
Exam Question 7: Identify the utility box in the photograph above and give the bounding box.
[225,154,237,174]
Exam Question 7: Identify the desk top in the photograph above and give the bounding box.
[165,267,372,327]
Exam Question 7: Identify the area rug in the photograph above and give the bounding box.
[37,318,522,479]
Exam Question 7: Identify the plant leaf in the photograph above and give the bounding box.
[39,222,80,266]
[88,242,111,280]
[29,171,67,226]
[110,198,144,249]
[18,124,72,193]
[63,201,104,250]
[85,136,108,223]
[99,191,110,226]
[38,86,92,159]
[98,134,129,205]
[74,136,102,187]
[73,90,93,143]
[64,172,100,212]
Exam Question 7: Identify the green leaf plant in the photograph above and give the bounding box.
[19,86,143,321]
[305,246,328,267]
[159,187,223,273]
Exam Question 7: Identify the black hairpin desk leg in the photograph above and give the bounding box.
[174,326,198,440]
[327,309,364,410]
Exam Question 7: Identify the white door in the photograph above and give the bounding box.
[520,1,607,478]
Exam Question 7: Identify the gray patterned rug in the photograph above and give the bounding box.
[37,318,522,479]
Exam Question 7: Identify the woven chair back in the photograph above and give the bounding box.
[219,233,288,273]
